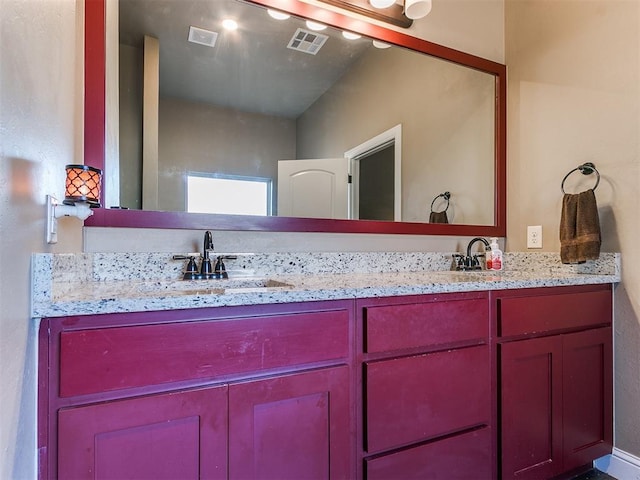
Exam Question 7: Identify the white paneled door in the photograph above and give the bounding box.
[277,158,350,219]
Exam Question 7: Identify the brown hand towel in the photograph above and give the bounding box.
[560,188,601,264]
[429,210,448,224]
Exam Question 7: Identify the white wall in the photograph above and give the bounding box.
[506,0,640,456]
[0,0,504,477]
[0,0,84,478]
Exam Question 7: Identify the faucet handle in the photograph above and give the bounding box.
[172,255,201,280]
[214,255,237,279]
[452,253,465,271]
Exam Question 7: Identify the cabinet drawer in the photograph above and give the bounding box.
[498,288,611,337]
[59,309,349,397]
[365,427,492,480]
[365,345,490,453]
[363,297,488,353]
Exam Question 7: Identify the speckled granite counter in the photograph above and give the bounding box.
[31,252,620,318]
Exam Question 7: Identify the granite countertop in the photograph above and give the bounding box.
[31,252,620,318]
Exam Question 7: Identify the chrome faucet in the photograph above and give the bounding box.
[453,237,491,271]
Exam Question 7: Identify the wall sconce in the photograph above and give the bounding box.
[46,164,102,244]
[318,0,432,28]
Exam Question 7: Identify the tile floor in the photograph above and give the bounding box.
[572,468,618,480]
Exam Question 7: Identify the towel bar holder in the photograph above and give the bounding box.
[561,162,600,194]
[430,191,451,213]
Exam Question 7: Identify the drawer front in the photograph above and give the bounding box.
[498,288,612,337]
[365,427,492,480]
[364,297,488,353]
[365,345,490,453]
[59,309,350,398]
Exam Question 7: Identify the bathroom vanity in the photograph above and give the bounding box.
[34,252,617,479]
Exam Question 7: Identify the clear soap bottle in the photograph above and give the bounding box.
[489,237,503,271]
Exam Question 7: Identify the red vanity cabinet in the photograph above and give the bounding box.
[357,292,494,480]
[39,300,355,480]
[38,283,615,480]
[496,284,613,480]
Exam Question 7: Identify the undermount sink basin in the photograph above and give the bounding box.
[136,278,296,297]
[221,278,294,290]
[439,270,503,280]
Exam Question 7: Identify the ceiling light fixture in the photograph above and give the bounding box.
[372,39,391,49]
[222,19,238,31]
[403,0,432,19]
[267,9,291,20]
[318,0,432,28]
[369,0,395,8]
[342,31,362,40]
[305,20,327,31]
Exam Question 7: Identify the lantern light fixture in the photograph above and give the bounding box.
[46,164,102,244]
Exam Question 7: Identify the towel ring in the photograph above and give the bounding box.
[561,162,600,194]
[430,191,451,213]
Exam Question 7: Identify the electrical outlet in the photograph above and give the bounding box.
[527,225,542,249]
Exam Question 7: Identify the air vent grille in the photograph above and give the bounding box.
[188,26,218,48]
[287,28,328,55]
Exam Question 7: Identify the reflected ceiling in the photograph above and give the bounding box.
[119,0,372,117]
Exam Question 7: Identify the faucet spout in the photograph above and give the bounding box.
[200,230,215,278]
[466,237,490,258]
[203,230,214,260]
[453,237,491,271]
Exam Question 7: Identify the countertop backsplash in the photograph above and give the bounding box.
[34,251,619,284]
[31,251,620,319]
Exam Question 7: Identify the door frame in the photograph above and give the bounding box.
[345,125,402,221]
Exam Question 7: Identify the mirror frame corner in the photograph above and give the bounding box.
[83,0,506,237]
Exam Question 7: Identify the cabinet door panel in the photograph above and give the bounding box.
[229,366,351,480]
[563,327,613,471]
[58,386,227,479]
[500,336,563,480]
[365,427,492,480]
[365,345,490,453]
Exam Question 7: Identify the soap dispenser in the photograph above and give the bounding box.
[489,237,503,271]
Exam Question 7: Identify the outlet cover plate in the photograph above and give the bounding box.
[527,225,542,249]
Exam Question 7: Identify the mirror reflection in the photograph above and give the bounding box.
[116,0,495,225]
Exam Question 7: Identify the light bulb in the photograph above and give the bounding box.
[222,19,238,31]
[305,20,327,31]
[404,0,432,19]
[372,40,391,49]
[267,9,290,20]
[342,31,362,40]
[369,0,395,8]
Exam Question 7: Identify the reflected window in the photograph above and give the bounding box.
[187,173,272,216]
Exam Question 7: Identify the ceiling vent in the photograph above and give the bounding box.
[287,28,329,55]
[188,26,218,48]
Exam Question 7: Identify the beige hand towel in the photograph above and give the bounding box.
[560,188,601,264]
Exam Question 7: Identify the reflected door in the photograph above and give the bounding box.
[277,158,349,219]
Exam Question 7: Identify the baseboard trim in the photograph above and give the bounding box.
[594,448,640,479]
